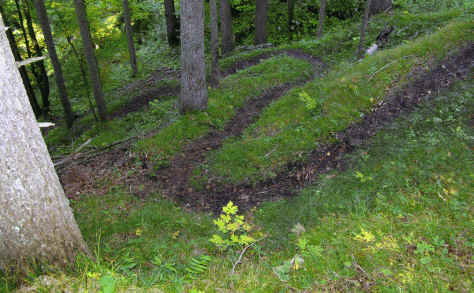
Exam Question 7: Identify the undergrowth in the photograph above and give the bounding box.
[203,18,472,185]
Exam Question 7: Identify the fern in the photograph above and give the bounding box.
[185,255,212,279]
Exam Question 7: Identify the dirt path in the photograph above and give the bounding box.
[61,45,472,213]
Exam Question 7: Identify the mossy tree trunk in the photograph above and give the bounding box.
[255,0,268,45]
[164,0,179,47]
[73,0,107,121]
[0,14,90,272]
[122,0,137,77]
[220,0,233,55]
[179,0,208,113]
[317,0,326,39]
[33,0,75,128]
[209,0,219,86]
[358,0,372,59]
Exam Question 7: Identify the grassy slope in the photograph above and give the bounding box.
[204,18,473,185]
[134,56,313,169]
[9,76,472,293]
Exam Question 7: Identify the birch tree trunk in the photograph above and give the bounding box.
[179,0,207,113]
[0,15,90,272]
[73,0,107,121]
[255,0,268,45]
[209,0,219,86]
[33,0,75,128]
[220,0,233,55]
[164,0,179,47]
[122,0,137,77]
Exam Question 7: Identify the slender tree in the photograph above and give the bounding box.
[164,0,179,47]
[73,0,107,121]
[220,0,233,55]
[255,0,268,45]
[209,0,219,86]
[22,0,50,115]
[358,0,372,59]
[122,0,137,76]
[288,0,295,41]
[33,0,74,128]
[0,14,90,272]
[179,0,207,113]
[317,0,326,39]
[0,1,41,116]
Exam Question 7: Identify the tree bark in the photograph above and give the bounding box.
[122,0,137,77]
[288,0,295,41]
[370,0,392,15]
[22,0,50,116]
[33,0,75,128]
[255,0,268,45]
[0,15,90,272]
[0,2,41,117]
[164,0,179,47]
[358,0,372,59]
[209,0,219,86]
[73,0,107,121]
[317,0,326,39]
[179,0,207,113]
[220,0,233,55]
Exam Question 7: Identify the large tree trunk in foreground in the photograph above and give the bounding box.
[317,0,326,39]
[220,0,233,55]
[0,2,41,117]
[179,0,207,113]
[255,0,268,45]
[73,0,107,121]
[0,15,90,272]
[33,0,75,128]
[23,0,50,116]
[122,0,137,77]
[209,0,219,86]
[358,0,372,59]
[164,0,179,47]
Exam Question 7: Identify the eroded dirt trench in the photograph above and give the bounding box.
[60,45,473,214]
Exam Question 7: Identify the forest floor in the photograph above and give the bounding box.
[59,44,472,214]
[10,9,472,292]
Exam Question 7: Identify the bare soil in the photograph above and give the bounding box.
[60,45,473,214]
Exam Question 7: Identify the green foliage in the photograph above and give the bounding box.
[209,201,256,251]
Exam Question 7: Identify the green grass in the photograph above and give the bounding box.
[202,19,473,185]
[134,55,313,169]
[7,78,472,293]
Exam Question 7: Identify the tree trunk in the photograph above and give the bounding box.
[317,0,326,39]
[288,0,295,41]
[255,0,268,45]
[370,0,391,15]
[22,0,50,116]
[209,0,219,86]
[0,15,90,272]
[164,0,178,47]
[122,0,137,77]
[179,0,207,113]
[33,0,75,128]
[0,2,41,117]
[73,0,107,121]
[220,0,233,55]
[358,0,372,59]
